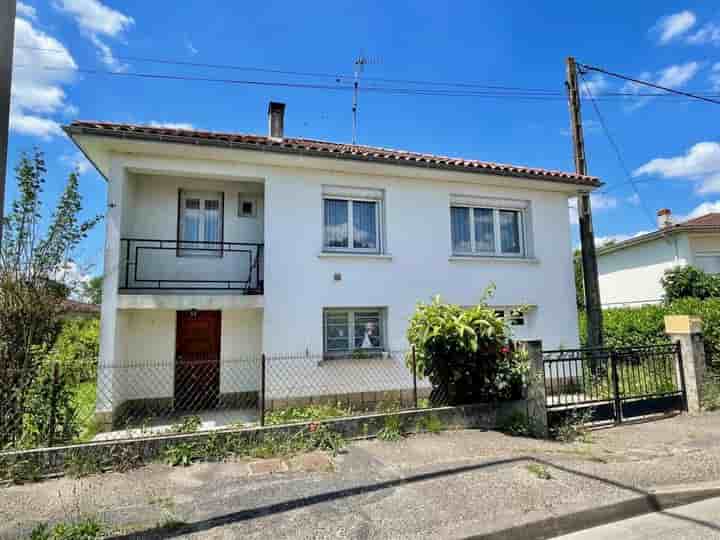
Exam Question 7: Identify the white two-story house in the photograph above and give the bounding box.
[66,102,599,426]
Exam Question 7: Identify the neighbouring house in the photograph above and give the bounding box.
[65,102,599,426]
[597,209,720,307]
[61,299,101,320]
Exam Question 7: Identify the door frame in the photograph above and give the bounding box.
[174,309,222,410]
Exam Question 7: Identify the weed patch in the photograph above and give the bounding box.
[415,414,443,434]
[377,415,403,441]
[526,463,553,480]
[552,410,593,443]
[30,517,103,540]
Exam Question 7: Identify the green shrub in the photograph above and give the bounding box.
[667,297,720,364]
[702,371,720,411]
[30,517,103,540]
[662,266,720,302]
[498,410,533,437]
[53,319,99,384]
[377,415,403,441]
[406,289,528,406]
[579,305,668,349]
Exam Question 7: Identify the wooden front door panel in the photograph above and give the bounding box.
[175,310,221,410]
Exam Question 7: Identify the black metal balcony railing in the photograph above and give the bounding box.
[119,238,264,293]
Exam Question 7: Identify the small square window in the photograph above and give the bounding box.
[324,308,385,357]
[238,196,257,218]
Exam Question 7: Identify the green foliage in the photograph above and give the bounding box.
[579,305,668,349]
[163,443,197,467]
[81,275,103,305]
[415,413,444,434]
[22,359,80,448]
[667,297,720,364]
[574,248,585,311]
[498,410,533,437]
[53,319,99,384]
[30,517,103,540]
[406,288,528,406]
[662,266,720,302]
[526,463,553,480]
[0,150,101,449]
[552,409,593,443]
[170,415,202,434]
[376,414,403,441]
[702,370,720,411]
[265,403,354,425]
[64,451,103,478]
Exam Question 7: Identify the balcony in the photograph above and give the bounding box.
[119,238,264,294]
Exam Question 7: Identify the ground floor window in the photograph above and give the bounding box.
[493,308,526,326]
[695,253,720,274]
[324,308,385,357]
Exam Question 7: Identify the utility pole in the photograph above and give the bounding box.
[0,0,16,248]
[566,56,603,348]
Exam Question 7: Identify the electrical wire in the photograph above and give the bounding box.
[579,72,657,228]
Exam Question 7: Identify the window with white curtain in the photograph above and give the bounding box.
[451,205,525,256]
[179,190,223,256]
[324,308,385,357]
[322,188,382,253]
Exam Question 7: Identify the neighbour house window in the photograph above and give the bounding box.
[238,195,257,218]
[322,186,383,253]
[179,190,223,255]
[324,308,385,357]
[493,308,526,327]
[695,253,720,274]
[451,205,525,256]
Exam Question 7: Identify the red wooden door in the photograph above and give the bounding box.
[175,310,221,410]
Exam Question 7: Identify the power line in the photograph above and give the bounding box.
[17,46,720,99]
[579,62,720,106]
[579,71,657,228]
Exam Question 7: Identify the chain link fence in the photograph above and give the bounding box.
[1,349,437,453]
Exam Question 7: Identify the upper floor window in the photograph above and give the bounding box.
[451,204,525,256]
[179,190,223,255]
[695,253,720,274]
[322,186,384,253]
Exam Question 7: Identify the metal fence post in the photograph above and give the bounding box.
[412,346,418,409]
[259,354,266,427]
[610,352,622,424]
[47,362,61,447]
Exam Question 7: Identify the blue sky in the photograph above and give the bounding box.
[7,1,720,277]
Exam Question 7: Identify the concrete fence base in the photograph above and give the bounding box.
[0,400,527,482]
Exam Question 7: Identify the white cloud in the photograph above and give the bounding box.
[652,11,697,44]
[621,62,700,110]
[185,39,198,55]
[626,193,641,206]
[634,142,720,194]
[11,16,77,139]
[710,63,720,91]
[17,2,37,20]
[678,201,720,222]
[687,22,720,45]
[147,121,196,130]
[89,34,128,72]
[595,231,652,247]
[568,194,618,225]
[52,0,133,37]
[60,151,92,174]
[53,0,133,73]
[579,74,608,98]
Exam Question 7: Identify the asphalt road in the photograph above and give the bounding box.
[553,496,720,540]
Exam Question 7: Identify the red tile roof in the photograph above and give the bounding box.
[680,213,720,227]
[65,121,601,187]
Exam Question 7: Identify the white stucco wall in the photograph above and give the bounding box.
[597,234,691,307]
[262,168,579,353]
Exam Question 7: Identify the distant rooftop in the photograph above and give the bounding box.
[65,120,601,188]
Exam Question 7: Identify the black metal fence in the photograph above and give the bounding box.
[1,349,435,453]
[543,344,687,426]
[119,238,264,292]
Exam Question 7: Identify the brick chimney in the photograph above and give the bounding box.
[268,102,285,139]
[657,208,673,229]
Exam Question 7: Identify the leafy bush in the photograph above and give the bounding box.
[579,305,668,349]
[662,266,720,302]
[406,289,528,406]
[376,414,403,441]
[30,518,103,540]
[53,319,99,384]
[667,297,720,364]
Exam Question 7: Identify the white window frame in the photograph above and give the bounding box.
[323,196,382,254]
[493,308,526,327]
[178,190,224,257]
[323,308,386,357]
[451,205,526,257]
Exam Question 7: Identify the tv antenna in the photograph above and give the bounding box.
[352,54,380,145]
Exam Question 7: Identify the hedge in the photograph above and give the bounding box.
[579,298,720,364]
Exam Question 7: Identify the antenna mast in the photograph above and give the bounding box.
[352,55,367,145]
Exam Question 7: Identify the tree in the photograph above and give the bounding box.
[0,149,101,447]
[82,275,103,305]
